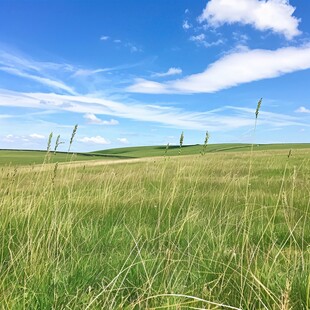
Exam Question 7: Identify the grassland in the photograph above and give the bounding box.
[0,146,309,309]
[93,143,310,158]
[2,143,309,166]
[0,150,124,166]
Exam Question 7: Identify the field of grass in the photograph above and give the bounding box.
[1,143,309,166]
[93,143,310,158]
[0,150,123,166]
[0,147,309,309]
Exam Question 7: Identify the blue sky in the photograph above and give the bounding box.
[0,0,309,152]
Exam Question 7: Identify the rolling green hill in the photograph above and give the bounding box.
[1,143,309,166]
[93,143,310,158]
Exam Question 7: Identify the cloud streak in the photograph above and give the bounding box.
[128,45,310,94]
[0,89,308,131]
[152,67,182,77]
[78,136,110,145]
[0,66,76,94]
[83,113,119,125]
[0,50,76,94]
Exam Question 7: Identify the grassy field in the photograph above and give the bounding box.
[0,146,309,309]
[0,150,124,166]
[1,143,309,166]
[93,143,310,158]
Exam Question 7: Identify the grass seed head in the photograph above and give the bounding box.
[164,143,170,156]
[202,131,210,155]
[179,131,184,155]
[54,134,65,155]
[68,124,78,152]
[47,132,53,152]
[255,98,263,119]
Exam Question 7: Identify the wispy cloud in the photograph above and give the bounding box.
[0,50,76,94]
[152,67,182,77]
[0,66,76,94]
[128,45,310,94]
[0,89,308,131]
[1,133,46,143]
[83,113,119,125]
[189,33,223,48]
[78,136,110,145]
[117,138,129,144]
[72,68,109,77]
[190,34,206,42]
[198,0,301,40]
[182,20,192,30]
[124,42,142,53]
[29,133,45,139]
[295,106,310,113]
[99,35,142,53]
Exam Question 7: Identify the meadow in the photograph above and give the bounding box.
[92,143,310,158]
[0,143,309,309]
[0,150,125,166]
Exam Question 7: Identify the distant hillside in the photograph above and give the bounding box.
[1,143,309,166]
[0,150,123,166]
[92,143,310,158]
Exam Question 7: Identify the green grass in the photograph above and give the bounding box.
[2,143,309,166]
[0,150,123,166]
[93,143,310,158]
[0,147,309,309]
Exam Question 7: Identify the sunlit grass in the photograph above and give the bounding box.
[0,148,309,309]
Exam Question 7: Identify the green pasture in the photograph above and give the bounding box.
[0,147,309,309]
[1,144,309,166]
[94,143,310,158]
[0,150,120,166]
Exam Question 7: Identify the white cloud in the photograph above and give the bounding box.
[1,90,308,131]
[153,67,182,77]
[0,50,76,94]
[190,34,206,42]
[1,133,46,143]
[203,39,224,48]
[103,39,141,52]
[0,66,76,94]
[72,68,109,77]
[124,43,142,53]
[0,50,74,74]
[117,138,129,144]
[29,133,45,139]
[295,106,310,113]
[83,113,103,124]
[182,20,192,30]
[78,136,111,145]
[198,0,301,40]
[189,34,224,48]
[83,113,119,125]
[128,45,310,94]
[102,119,119,125]
[128,79,170,94]
[3,134,15,142]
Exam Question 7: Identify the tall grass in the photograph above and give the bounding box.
[179,131,184,155]
[0,147,309,309]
